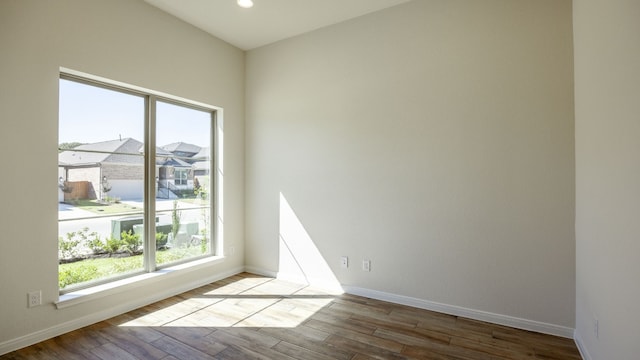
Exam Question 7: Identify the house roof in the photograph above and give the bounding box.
[138,144,173,157]
[161,158,192,168]
[192,147,210,160]
[193,161,210,171]
[156,147,173,156]
[161,142,202,155]
[59,138,144,166]
[60,138,208,169]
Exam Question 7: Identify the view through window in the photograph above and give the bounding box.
[58,75,214,292]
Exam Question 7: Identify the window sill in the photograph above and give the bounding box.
[55,256,225,309]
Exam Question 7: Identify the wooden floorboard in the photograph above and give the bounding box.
[1,273,581,359]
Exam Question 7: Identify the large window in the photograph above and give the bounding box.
[58,73,216,293]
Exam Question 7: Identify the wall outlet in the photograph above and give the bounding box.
[340,256,349,268]
[362,259,371,272]
[28,291,42,308]
[594,317,599,339]
[229,246,235,256]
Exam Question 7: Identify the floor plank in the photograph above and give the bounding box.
[0,273,581,360]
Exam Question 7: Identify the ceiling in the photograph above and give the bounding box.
[144,0,412,50]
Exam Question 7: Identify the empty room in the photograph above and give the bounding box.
[0,0,637,359]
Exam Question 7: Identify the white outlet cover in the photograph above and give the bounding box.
[340,256,348,268]
[363,259,371,271]
[28,291,41,308]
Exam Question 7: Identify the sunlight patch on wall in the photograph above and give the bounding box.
[278,192,343,294]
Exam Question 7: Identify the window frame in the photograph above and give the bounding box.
[174,169,188,186]
[58,69,220,295]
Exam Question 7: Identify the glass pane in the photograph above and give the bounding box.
[58,79,145,291]
[155,101,212,266]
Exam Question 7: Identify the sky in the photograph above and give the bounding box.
[59,79,211,148]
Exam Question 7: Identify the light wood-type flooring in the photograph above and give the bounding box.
[1,273,581,359]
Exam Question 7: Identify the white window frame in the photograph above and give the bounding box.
[57,68,223,300]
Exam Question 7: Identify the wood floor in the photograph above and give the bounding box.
[2,273,581,360]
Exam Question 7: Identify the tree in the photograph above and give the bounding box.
[171,200,182,241]
[58,142,84,152]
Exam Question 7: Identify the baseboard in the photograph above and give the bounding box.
[0,266,244,356]
[2,267,578,356]
[243,265,277,278]
[573,329,591,360]
[240,267,575,339]
[343,285,576,339]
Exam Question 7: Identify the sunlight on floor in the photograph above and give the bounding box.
[118,192,344,330]
[118,275,335,328]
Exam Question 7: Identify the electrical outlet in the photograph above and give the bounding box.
[229,246,235,256]
[362,259,371,272]
[594,317,599,339]
[28,291,41,308]
[340,256,349,268]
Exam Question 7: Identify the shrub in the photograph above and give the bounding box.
[156,232,168,249]
[59,227,106,260]
[193,177,209,200]
[121,230,141,254]
[171,200,181,240]
[87,235,105,254]
[200,234,207,254]
[105,237,123,253]
[59,232,81,260]
[193,177,201,195]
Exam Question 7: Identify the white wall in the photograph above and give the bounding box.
[0,0,244,351]
[246,0,575,331]
[574,0,640,358]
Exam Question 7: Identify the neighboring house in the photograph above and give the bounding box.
[157,142,209,198]
[157,157,194,199]
[192,147,211,177]
[161,142,201,161]
[59,139,210,201]
[58,138,145,201]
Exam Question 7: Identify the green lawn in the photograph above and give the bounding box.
[67,199,141,215]
[59,247,207,289]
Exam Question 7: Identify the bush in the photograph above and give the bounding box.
[106,237,123,253]
[156,232,169,249]
[59,232,81,260]
[86,235,105,254]
[121,230,141,254]
[59,227,107,260]
[171,200,181,240]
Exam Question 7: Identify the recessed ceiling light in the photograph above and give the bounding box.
[237,0,253,8]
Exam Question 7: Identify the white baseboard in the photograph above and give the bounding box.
[342,285,576,339]
[2,267,580,357]
[573,329,591,360]
[0,266,244,356]
[274,271,344,294]
[243,265,277,278]
[241,267,576,339]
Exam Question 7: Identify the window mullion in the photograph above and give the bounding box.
[212,110,220,256]
[59,71,219,293]
[144,96,157,272]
